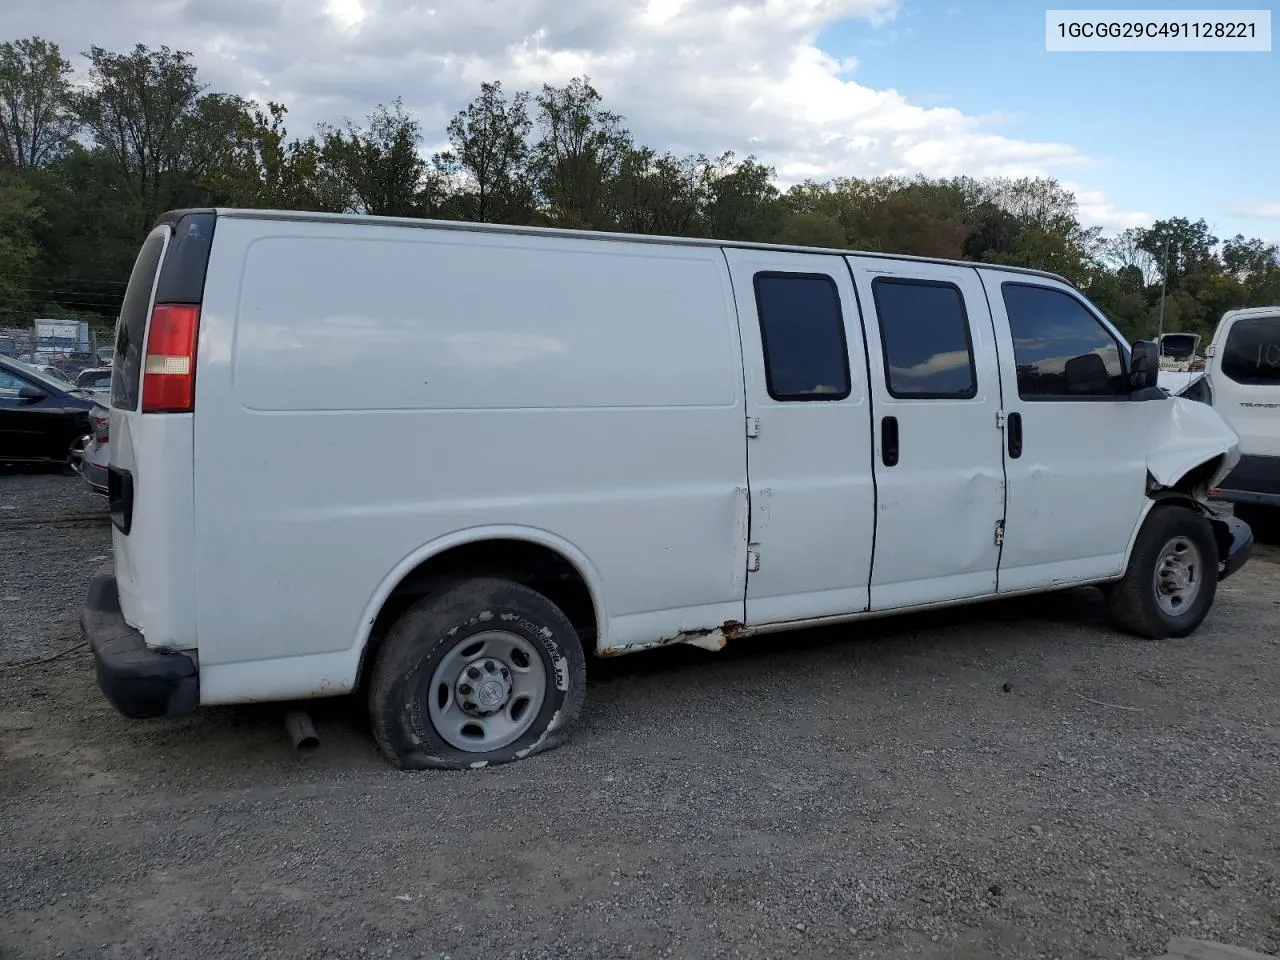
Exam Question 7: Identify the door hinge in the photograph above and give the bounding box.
[995,410,1007,429]
[994,520,1005,547]
[746,416,760,438]
[746,546,761,572]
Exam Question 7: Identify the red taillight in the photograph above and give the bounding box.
[141,304,200,413]
[93,415,109,444]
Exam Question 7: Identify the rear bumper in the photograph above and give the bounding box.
[81,565,199,719]
[81,458,108,494]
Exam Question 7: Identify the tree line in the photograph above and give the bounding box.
[1,36,1277,340]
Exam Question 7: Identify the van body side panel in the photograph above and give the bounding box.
[110,416,198,647]
[191,220,747,692]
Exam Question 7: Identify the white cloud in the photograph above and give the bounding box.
[7,0,1144,227]
[1062,182,1150,232]
[1232,202,1280,220]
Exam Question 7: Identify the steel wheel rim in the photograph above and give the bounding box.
[1153,535,1203,617]
[427,630,547,753]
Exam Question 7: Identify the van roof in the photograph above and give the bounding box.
[1220,306,1280,322]
[157,206,1074,286]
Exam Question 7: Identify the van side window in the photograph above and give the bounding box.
[1002,283,1127,400]
[1220,317,1280,385]
[753,272,851,401]
[871,278,977,399]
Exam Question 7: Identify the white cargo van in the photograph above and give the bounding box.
[82,209,1253,770]
[1174,307,1280,525]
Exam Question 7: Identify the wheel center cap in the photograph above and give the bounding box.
[477,680,506,707]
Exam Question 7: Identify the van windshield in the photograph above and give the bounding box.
[1220,316,1280,386]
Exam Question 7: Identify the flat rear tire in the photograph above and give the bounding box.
[368,577,586,770]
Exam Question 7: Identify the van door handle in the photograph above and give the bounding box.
[1007,412,1023,459]
[881,416,899,467]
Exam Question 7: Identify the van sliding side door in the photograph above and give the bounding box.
[722,249,876,626]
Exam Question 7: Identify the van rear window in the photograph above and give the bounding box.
[1221,317,1280,385]
[112,230,167,410]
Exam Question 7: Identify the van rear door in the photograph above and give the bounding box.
[108,210,214,649]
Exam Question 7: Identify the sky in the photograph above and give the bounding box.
[2,0,1276,242]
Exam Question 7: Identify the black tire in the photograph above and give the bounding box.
[1106,504,1218,639]
[368,577,586,770]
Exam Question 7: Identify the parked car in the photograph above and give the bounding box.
[81,208,1252,772]
[30,362,73,384]
[74,401,110,494]
[0,354,94,467]
[54,351,101,378]
[74,366,114,400]
[1166,307,1280,528]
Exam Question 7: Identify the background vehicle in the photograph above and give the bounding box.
[1158,332,1204,372]
[1176,308,1280,530]
[74,367,114,401]
[0,355,94,466]
[30,362,73,384]
[75,402,110,494]
[83,208,1248,772]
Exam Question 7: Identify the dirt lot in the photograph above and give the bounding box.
[2,471,1279,960]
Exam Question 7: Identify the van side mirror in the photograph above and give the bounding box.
[1128,340,1159,392]
[18,384,46,403]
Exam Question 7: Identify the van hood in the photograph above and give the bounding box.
[1147,396,1240,490]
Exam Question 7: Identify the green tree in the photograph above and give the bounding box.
[609,148,704,235]
[532,77,632,228]
[76,44,248,233]
[1139,217,1219,289]
[0,170,42,311]
[776,211,846,248]
[437,81,534,224]
[700,152,781,241]
[318,98,436,217]
[210,101,335,211]
[0,37,78,167]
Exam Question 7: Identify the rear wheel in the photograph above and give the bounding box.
[1106,505,1218,639]
[368,577,587,770]
[63,434,89,476]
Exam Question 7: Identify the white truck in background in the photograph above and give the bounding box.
[1164,308,1280,529]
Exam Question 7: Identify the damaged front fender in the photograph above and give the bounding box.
[1147,396,1241,491]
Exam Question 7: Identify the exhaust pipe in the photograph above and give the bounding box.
[285,710,319,752]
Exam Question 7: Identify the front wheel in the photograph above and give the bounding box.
[367,577,587,770]
[1106,505,1218,639]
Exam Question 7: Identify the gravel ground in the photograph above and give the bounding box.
[0,470,110,667]
[2,471,1279,960]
